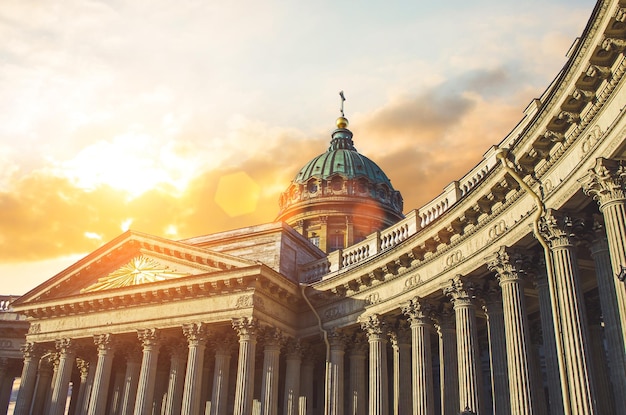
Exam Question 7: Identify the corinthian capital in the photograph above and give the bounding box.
[93,333,115,353]
[137,328,160,349]
[183,322,210,345]
[538,209,584,248]
[579,157,626,207]
[402,296,433,326]
[486,246,527,283]
[359,314,387,339]
[443,275,480,307]
[232,317,258,340]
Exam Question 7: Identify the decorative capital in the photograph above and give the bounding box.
[212,330,238,355]
[183,322,210,345]
[327,328,348,349]
[261,327,284,348]
[360,314,387,340]
[284,338,303,359]
[579,157,626,207]
[232,317,259,340]
[432,303,455,333]
[76,358,90,377]
[538,209,583,248]
[402,296,433,326]
[20,342,43,359]
[443,275,480,307]
[486,246,527,283]
[93,334,115,353]
[137,328,160,349]
[166,338,188,358]
[55,338,75,355]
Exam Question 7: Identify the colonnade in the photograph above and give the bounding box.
[9,157,626,415]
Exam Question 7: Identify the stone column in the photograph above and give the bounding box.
[444,276,483,415]
[49,339,76,415]
[232,317,258,415]
[586,300,615,415]
[283,339,302,415]
[531,259,564,415]
[480,279,510,415]
[71,358,91,415]
[108,367,126,415]
[87,334,116,415]
[348,336,367,415]
[299,354,315,415]
[13,342,42,415]
[119,345,142,415]
[539,209,597,415]
[211,334,236,415]
[133,328,161,415]
[389,324,411,415]
[0,358,12,414]
[260,328,283,415]
[326,328,346,415]
[580,157,626,346]
[30,354,55,415]
[402,297,435,415]
[164,339,187,415]
[360,314,389,415]
[433,305,458,415]
[180,322,210,415]
[587,221,626,410]
[487,247,541,415]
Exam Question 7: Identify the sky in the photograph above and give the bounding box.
[1,0,596,295]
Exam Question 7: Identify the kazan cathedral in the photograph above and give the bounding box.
[3,1,626,414]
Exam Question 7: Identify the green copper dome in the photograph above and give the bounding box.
[277,117,403,218]
[294,127,395,187]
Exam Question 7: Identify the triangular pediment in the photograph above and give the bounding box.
[14,230,256,305]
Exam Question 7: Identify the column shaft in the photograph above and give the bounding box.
[589,234,626,409]
[13,343,41,415]
[348,344,367,415]
[133,329,161,415]
[260,331,282,415]
[181,323,209,415]
[299,361,314,415]
[550,245,597,414]
[49,339,76,415]
[361,314,389,415]
[481,287,510,415]
[232,317,258,415]
[87,334,116,415]
[164,341,187,415]
[211,347,232,415]
[283,341,302,415]
[435,309,458,415]
[119,348,141,415]
[326,331,345,415]
[444,277,483,414]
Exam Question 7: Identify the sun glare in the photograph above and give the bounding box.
[55,132,202,198]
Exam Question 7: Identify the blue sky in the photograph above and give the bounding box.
[0,0,596,294]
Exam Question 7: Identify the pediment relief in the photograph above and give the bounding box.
[81,255,191,293]
[14,230,256,305]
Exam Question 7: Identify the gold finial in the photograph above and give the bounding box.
[336,116,349,129]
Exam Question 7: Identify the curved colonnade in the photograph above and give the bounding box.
[4,1,626,415]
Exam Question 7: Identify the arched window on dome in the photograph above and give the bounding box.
[329,232,345,252]
[377,184,389,201]
[307,179,318,194]
[331,176,343,192]
[357,178,369,194]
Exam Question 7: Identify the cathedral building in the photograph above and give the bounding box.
[2,0,626,414]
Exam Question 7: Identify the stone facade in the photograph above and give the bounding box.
[3,1,626,414]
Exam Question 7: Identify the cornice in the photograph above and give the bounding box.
[304,0,626,317]
[14,265,302,320]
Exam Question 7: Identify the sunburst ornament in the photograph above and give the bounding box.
[82,256,189,292]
